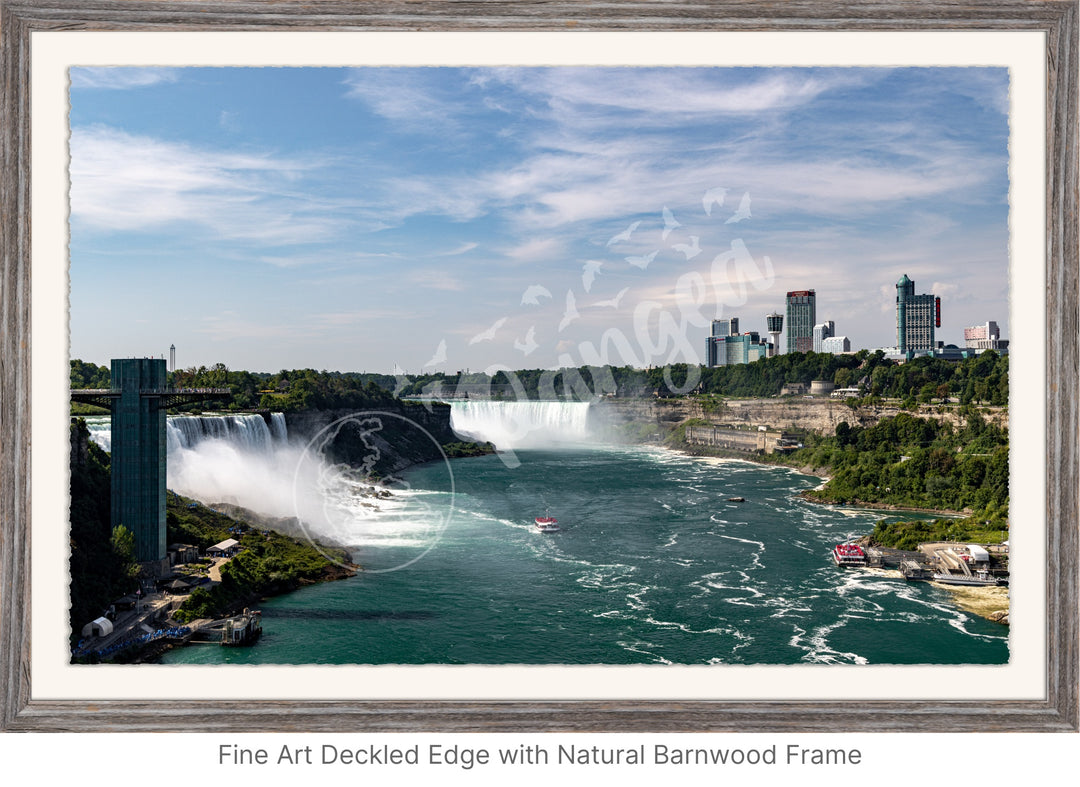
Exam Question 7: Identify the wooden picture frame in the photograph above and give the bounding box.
[1,0,1076,732]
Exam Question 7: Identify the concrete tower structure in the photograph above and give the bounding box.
[766,312,783,356]
[71,358,231,575]
[110,358,169,569]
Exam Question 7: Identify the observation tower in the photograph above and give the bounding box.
[71,357,231,575]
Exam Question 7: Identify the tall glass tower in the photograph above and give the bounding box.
[785,290,816,354]
[896,274,936,354]
[110,358,169,566]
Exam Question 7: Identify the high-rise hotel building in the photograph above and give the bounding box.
[964,321,1008,350]
[813,320,835,353]
[785,290,816,354]
[895,274,939,354]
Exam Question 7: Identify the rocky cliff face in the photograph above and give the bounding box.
[590,397,1008,438]
[284,401,458,478]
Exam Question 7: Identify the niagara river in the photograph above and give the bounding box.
[146,402,1008,666]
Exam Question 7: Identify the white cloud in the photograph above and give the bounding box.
[504,237,564,262]
[70,67,181,90]
[256,251,401,269]
[408,270,466,292]
[69,126,346,245]
[489,68,863,122]
[439,242,479,256]
[342,70,462,127]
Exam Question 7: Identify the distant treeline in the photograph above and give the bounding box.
[69,348,1007,411]
[700,349,1007,404]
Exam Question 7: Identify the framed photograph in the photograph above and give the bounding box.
[1,1,1076,732]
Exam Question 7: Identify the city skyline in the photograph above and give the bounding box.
[68,66,1010,374]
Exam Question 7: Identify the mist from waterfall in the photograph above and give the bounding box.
[82,413,450,555]
[163,413,313,520]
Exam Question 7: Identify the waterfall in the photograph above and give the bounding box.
[84,413,287,455]
[166,413,283,454]
[449,400,591,449]
[76,410,451,556]
[165,414,295,514]
[84,413,295,515]
[83,416,112,452]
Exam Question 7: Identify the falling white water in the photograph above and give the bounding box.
[166,414,302,514]
[80,412,451,557]
[449,400,591,449]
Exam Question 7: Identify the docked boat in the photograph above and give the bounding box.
[932,570,1002,587]
[535,516,561,533]
[219,609,262,646]
[901,560,934,581]
[832,543,867,567]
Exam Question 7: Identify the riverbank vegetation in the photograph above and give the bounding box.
[792,411,1008,513]
[867,516,1008,551]
[675,409,1009,548]
[442,441,497,458]
[167,493,355,624]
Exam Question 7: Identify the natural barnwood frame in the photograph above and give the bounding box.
[0,0,1076,732]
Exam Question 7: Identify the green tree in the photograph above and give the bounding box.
[110,525,139,580]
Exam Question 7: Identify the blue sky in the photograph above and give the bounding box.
[68,66,1009,375]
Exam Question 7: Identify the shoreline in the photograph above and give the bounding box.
[673,441,969,517]
[796,490,968,518]
[128,560,359,664]
[668,441,1008,625]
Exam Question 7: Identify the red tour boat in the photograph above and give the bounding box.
[832,543,867,567]
[535,516,561,533]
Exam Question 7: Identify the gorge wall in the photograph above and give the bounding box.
[589,397,1008,439]
[284,401,459,477]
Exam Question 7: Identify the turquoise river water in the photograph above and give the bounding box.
[160,440,1009,666]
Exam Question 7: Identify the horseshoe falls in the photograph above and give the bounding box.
[448,400,592,449]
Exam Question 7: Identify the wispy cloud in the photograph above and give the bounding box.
[438,242,479,256]
[481,68,869,129]
[504,237,564,263]
[70,67,181,90]
[408,270,467,291]
[69,125,347,245]
[255,251,402,269]
[341,69,480,131]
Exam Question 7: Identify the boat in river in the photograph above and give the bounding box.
[832,543,867,567]
[932,570,1003,587]
[535,516,560,533]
